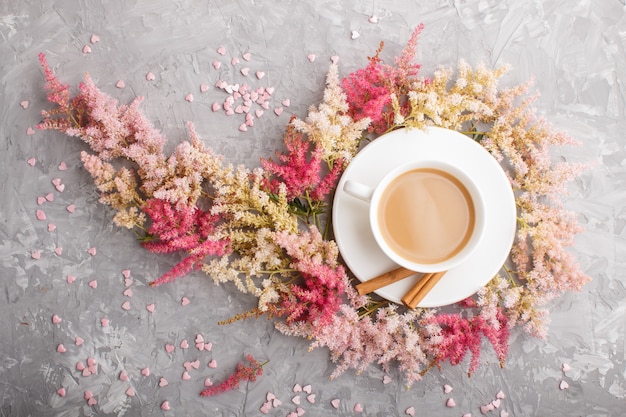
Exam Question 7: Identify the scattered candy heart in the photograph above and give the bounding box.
[48,223,56,232]
[208,359,217,368]
[238,123,248,132]
[496,390,506,399]
[296,407,305,416]
[211,102,220,112]
[559,380,569,390]
[443,384,453,393]
[242,52,251,61]
[115,80,125,89]
[240,67,250,76]
[119,370,128,381]
[141,367,150,377]
[480,403,495,414]
[159,377,169,387]
[204,342,212,351]
[84,390,93,400]
[52,314,62,324]
[462,414,472,417]
[56,344,66,353]
[87,397,97,406]
[255,71,265,79]
[54,247,63,256]
[307,53,316,62]
[57,161,67,170]
[272,398,282,407]
[57,387,66,397]
[182,371,191,380]
[282,98,290,107]
[88,280,98,289]
[200,84,210,93]
[351,30,360,39]
[146,303,155,313]
[562,363,571,372]
[124,278,132,287]
[331,398,340,409]
[27,158,36,166]
[259,402,271,414]
[446,398,456,407]
[382,375,392,384]
[330,55,339,64]
[274,107,283,116]
[100,317,109,327]
[185,93,194,102]
[45,193,54,201]
[500,411,510,417]
[87,247,97,256]
[75,336,84,345]
[293,383,302,392]
[76,361,85,371]
[266,86,275,95]
[195,334,204,343]
[217,46,226,55]
[31,250,41,260]
[231,57,239,65]
[55,183,65,192]
[302,384,312,394]
[82,45,92,54]
[354,403,363,413]
[164,344,174,353]
[292,395,301,405]
[196,341,204,350]
[36,210,46,220]
[36,196,45,206]
[306,394,316,403]
[204,378,212,387]
[266,392,276,401]
[122,269,131,279]
[160,401,170,411]
[66,204,75,213]
[368,15,379,23]
[125,387,135,397]
[87,357,96,367]
[20,100,30,109]
[255,109,264,118]
[90,34,100,43]
[146,72,156,81]
[492,399,501,408]
[405,406,415,416]
[212,60,221,70]
[123,288,133,297]
[180,339,189,349]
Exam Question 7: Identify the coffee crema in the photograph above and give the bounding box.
[377,168,475,264]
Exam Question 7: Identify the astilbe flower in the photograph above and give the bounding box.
[142,198,230,287]
[200,355,265,397]
[342,24,424,133]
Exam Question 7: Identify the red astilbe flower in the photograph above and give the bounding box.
[342,24,424,133]
[262,119,343,202]
[200,355,265,397]
[429,308,510,375]
[142,198,230,286]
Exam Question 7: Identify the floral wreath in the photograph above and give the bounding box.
[37,25,590,389]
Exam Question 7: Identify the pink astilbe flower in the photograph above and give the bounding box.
[274,226,347,327]
[262,119,343,202]
[430,308,509,375]
[200,355,265,396]
[142,198,231,287]
[342,24,424,133]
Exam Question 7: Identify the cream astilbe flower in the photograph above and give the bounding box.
[291,63,371,164]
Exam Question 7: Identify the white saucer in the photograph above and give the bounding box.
[332,127,516,307]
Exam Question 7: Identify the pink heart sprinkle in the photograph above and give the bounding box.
[382,375,392,384]
[231,57,239,65]
[240,67,250,76]
[274,107,283,116]
[492,399,501,408]
[292,395,300,405]
[180,339,189,349]
[182,371,191,380]
[183,361,192,371]
[57,387,66,397]
[368,15,379,23]
[160,401,170,411]
[195,334,204,343]
[76,361,85,371]
[141,367,150,377]
[164,344,175,354]
[234,105,244,114]
[559,380,569,390]
[191,360,200,369]
[462,414,472,417]
[45,193,54,202]
[159,377,169,387]
[272,398,282,407]
[52,314,62,324]
[405,406,415,416]
[82,369,91,377]
[87,397,97,406]
[217,46,226,55]
[293,384,302,393]
[123,288,133,297]
[242,52,251,61]
[255,109,264,118]
[87,247,97,256]
[261,101,270,110]
[56,344,66,353]
[48,223,56,232]
[119,370,129,381]
[121,301,131,311]
[215,80,227,89]
[27,157,36,166]
[212,60,221,70]
[20,100,30,109]
[211,102,220,112]
[480,405,492,414]
[302,384,312,394]
[204,378,212,387]
[204,342,212,352]
[259,403,271,414]
[90,34,100,43]
[443,384,453,393]
[31,250,41,260]
[238,123,248,132]
[185,93,194,102]
[36,210,46,220]
[306,394,316,403]
[446,398,456,407]
[331,398,340,409]
[255,71,266,79]
[307,54,316,62]
[330,55,339,64]
[37,196,46,205]
[296,407,305,416]
[500,411,510,417]
[496,390,506,399]
[146,72,156,81]
[354,403,363,413]
[200,84,209,93]
[562,363,572,372]
[58,162,67,171]
[181,296,190,306]
[52,178,62,186]
[88,365,97,374]
[55,183,65,192]
[84,390,93,400]
[287,413,297,417]
[146,303,155,313]
[88,280,98,289]
[125,387,135,397]
[208,359,217,368]
[124,278,132,287]
[66,204,75,213]
[351,30,360,40]
[122,269,131,279]
[75,336,84,345]
[115,80,125,89]
[281,98,290,107]
[100,317,109,327]
[66,275,76,284]
[266,86,275,95]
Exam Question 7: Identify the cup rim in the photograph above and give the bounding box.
[368,160,486,273]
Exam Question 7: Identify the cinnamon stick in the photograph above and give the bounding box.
[401,271,447,309]
[355,266,416,296]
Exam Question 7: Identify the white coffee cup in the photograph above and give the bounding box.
[343,160,486,273]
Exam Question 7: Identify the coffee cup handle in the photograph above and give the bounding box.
[343,180,374,202]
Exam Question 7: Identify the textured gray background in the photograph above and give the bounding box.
[1,0,624,416]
